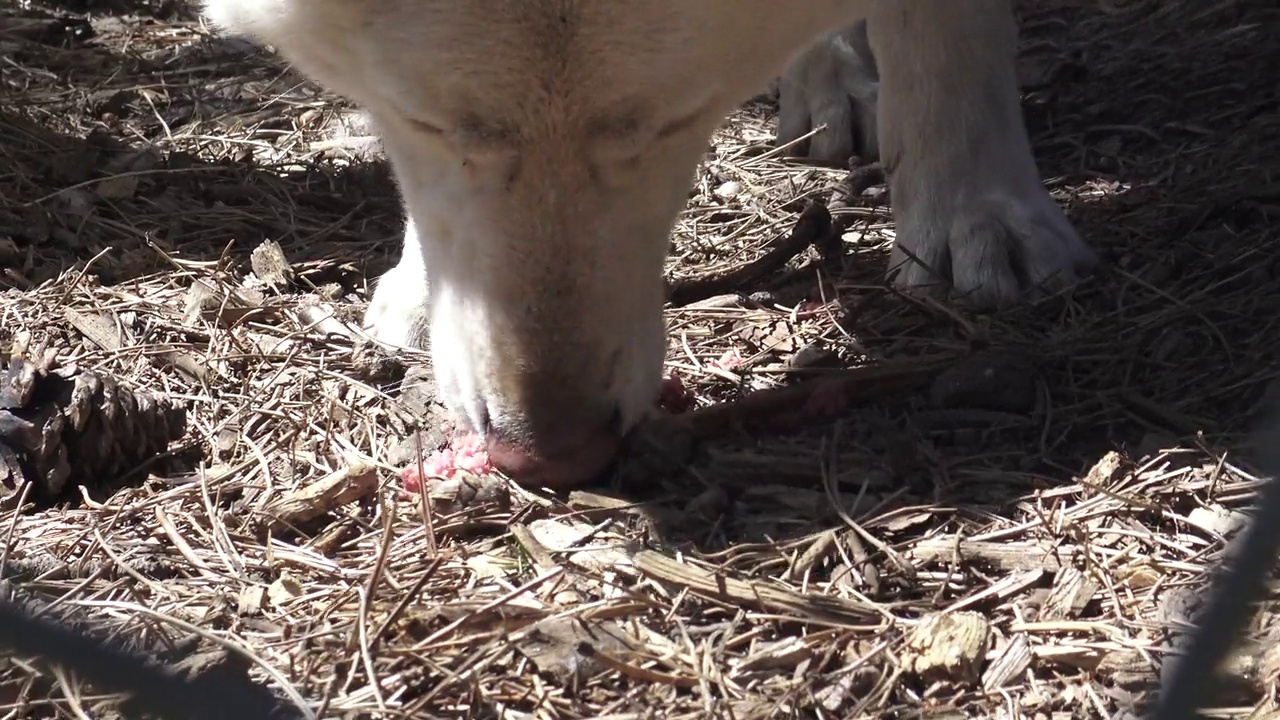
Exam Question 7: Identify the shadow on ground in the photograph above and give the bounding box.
[5,0,1280,581]
[1,1,403,289]
[628,0,1280,553]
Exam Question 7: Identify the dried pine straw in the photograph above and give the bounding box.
[0,0,1278,717]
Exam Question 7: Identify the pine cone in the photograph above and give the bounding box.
[0,355,187,506]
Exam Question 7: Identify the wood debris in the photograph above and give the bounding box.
[0,1,1276,717]
[902,611,991,685]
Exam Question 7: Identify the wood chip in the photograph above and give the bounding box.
[249,238,294,291]
[1042,566,1100,621]
[634,550,879,625]
[910,538,1064,573]
[983,633,1033,691]
[181,279,269,328]
[257,461,378,533]
[903,611,991,684]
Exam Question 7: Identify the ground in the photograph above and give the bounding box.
[0,0,1277,718]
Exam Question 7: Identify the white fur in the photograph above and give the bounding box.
[201,0,1095,468]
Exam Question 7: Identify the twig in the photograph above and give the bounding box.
[669,356,953,440]
[666,202,834,307]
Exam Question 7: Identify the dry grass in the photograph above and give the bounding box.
[0,0,1278,717]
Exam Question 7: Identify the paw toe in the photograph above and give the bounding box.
[775,22,880,163]
[895,203,1094,310]
[959,221,1091,307]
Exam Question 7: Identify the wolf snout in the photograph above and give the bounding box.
[483,419,623,489]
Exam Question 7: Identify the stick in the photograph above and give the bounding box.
[666,202,834,307]
[670,357,951,440]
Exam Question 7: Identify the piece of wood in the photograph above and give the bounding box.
[249,238,294,291]
[258,461,378,532]
[633,550,880,625]
[909,538,1065,573]
[903,611,991,684]
[1042,566,1099,621]
[669,357,951,440]
[982,633,1033,691]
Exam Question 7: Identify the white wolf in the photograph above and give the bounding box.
[201,0,1097,488]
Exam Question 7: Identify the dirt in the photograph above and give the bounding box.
[0,0,1277,718]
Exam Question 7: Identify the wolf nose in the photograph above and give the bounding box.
[484,423,622,489]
